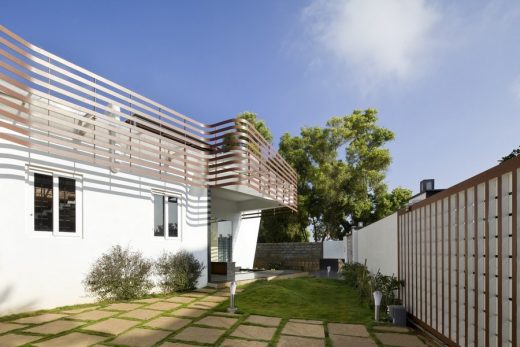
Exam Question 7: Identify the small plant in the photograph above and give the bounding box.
[341,260,404,311]
[83,245,153,301]
[155,250,205,293]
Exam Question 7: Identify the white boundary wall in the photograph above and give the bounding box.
[323,239,347,260]
[353,212,398,276]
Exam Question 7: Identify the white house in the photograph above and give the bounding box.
[0,26,297,315]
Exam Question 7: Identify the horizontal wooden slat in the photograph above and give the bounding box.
[0,25,297,210]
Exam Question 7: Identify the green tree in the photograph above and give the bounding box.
[279,109,411,241]
[500,145,520,163]
[237,112,273,143]
[222,112,274,159]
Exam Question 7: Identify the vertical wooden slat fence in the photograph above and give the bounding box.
[398,158,520,346]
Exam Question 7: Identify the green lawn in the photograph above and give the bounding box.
[224,277,373,325]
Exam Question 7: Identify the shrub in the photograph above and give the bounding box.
[83,245,153,301]
[155,250,205,293]
[341,261,404,311]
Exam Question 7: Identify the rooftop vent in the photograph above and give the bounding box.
[420,179,435,193]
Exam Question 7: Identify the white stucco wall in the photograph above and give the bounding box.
[232,216,261,269]
[353,212,398,276]
[0,140,210,315]
[210,200,260,269]
[323,240,346,259]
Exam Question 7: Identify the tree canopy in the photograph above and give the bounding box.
[274,109,411,242]
[237,111,273,143]
[243,108,411,243]
[500,145,520,163]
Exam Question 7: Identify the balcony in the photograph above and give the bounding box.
[0,25,297,210]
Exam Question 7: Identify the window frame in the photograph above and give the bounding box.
[27,167,83,237]
[152,190,181,240]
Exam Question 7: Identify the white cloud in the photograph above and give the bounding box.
[302,0,442,91]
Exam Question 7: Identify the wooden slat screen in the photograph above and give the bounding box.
[0,25,297,210]
[398,158,520,346]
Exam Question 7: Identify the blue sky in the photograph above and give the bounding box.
[2,0,520,194]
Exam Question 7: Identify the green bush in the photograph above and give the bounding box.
[341,261,404,310]
[155,250,205,293]
[83,245,153,301]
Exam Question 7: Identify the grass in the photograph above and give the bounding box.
[224,277,373,325]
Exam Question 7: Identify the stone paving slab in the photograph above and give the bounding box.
[328,323,369,337]
[278,335,325,347]
[83,317,138,335]
[375,333,427,347]
[231,324,276,341]
[220,338,268,347]
[104,303,143,311]
[110,327,171,347]
[212,312,242,318]
[203,295,229,303]
[72,309,115,321]
[0,322,25,334]
[160,342,203,347]
[171,308,206,318]
[133,297,165,304]
[165,296,196,304]
[60,306,99,314]
[24,320,84,334]
[146,301,181,311]
[13,313,67,324]
[289,319,322,325]
[121,308,161,320]
[33,332,108,347]
[0,333,42,347]
[145,316,191,331]
[330,334,377,347]
[282,322,325,338]
[373,325,411,333]
[180,292,207,298]
[195,288,217,293]
[173,326,225,344]
[214,291,231,297]
[188,301,220,310]
[195,315,238,329]
[245,315,281,327]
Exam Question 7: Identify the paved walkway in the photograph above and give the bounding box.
[0,288,431,346]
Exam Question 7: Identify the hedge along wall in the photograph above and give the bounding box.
[254,242,323,272]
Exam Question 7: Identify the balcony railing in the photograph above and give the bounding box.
[0,25,297,210]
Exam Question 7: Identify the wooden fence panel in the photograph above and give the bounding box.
[398,158,520,346]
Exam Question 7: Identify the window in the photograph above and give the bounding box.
[34,173,53,231]
[167,197,178,237]
[58,177,76,232]
[153,193,179,239]
[31,171,82,235]
[154,194,164,236]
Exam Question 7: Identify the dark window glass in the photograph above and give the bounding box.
[34,173,53,231]
[154,194,164,236]
[168,197,178,237]
[59,177,76,232]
